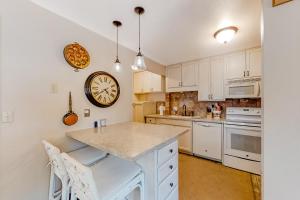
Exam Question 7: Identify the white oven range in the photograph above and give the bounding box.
[223,107,261,174]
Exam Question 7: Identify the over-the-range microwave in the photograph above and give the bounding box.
[225,79,261,99]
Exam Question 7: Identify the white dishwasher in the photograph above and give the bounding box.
[192,121,222,161]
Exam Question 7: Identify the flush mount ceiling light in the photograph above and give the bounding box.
[113,20,122,72]
[214,26,238,44]
[132,6,146,71]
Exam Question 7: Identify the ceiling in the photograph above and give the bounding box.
[31,0,262,66]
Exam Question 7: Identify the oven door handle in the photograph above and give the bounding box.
[224,124,261,132]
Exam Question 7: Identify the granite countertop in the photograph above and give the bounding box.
[145,114,225,123]
[66,122,188,161]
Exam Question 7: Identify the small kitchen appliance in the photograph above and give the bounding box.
[223,107,262,174]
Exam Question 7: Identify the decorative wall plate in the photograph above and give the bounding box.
[63,42,90,71]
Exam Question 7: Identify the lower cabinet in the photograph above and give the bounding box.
[177,128,192,153]
[146,117,193,154]
[166,186,178,200]
[193,121,222,161]
[157,141,179,200]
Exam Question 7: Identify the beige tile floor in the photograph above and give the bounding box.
[179,154,257,200]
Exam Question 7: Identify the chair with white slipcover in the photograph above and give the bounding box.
[42,140,108,200]
[61,152,145,200]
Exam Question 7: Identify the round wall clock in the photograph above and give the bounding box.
[84,71,120,108]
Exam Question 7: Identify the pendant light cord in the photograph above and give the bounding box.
[116,26,119,60]
[138,13,141,53]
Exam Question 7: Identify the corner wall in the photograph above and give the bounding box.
[262,0,300,199]
[0,1,164,200]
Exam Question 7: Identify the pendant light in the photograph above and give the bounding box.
[132,6,146,71]
[113,20,122,72]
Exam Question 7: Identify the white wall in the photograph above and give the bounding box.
[0,1,164,200]
[263,0,300,199]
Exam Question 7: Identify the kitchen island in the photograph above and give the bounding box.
[66,122,188,200]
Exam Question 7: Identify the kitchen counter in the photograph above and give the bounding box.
[145,114,225,123]
[66,122,188,161]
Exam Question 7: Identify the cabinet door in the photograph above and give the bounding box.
[211,56,225,101]
[198,58,211,101]
[178,128,192,153]
[193,122,222,161]
[166,65,182,89]
[225,51,246,80]
[246,48,262,78]
[133,72,144,93]
[142,71,151,93]
[150,72,162,92]
[181,62,198,87]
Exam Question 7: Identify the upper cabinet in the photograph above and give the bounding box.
[210,56,225,101]
[166,62,198,92]
[198,57,225,101]
[225,51,246,80]
[166,64,182,89]
[198,59,211,101]
[225,47,262,80]
[134,71,164,94]
[181,62,198,87]
[246,48,262,78]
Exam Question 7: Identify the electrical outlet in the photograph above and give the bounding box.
[84,109,90,117]
[99,119,107,127]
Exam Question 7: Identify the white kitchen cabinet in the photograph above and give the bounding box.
[225,48,262,80]
[166,62,198,92]
[246,48,262,78]
[177,128,192,153]
[198,58,210,101]
[181,62,198,87]
[134,71,144,93]
[198,57,225,101]
[134,71,164,94]
[150,72,164,92]
[146,117,193,154]
[210,56,225,101]
[193,121,222,161]
[166,64,182,89]
[225,51,246,80]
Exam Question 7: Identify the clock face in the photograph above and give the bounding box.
[84,71,120,107]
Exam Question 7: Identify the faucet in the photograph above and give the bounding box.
[182,104,187,116]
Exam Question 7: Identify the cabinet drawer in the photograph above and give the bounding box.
[158,169,178,200]
[156,118,192,127]
[158,141,178,166]
[166,186,178,200]
[146,117,156,124]
[158,153,178,183]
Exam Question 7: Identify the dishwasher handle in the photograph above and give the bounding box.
[194,122,218,128]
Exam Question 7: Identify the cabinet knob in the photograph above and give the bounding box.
[246,155,249,157]
[205,149,208,152]
[169,165,173,170]
[169,149,173,153]
[170,183,174,187]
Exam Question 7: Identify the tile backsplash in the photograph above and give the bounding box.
[157,91,261,117]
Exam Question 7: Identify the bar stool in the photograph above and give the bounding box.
[61,152,145,200]
[42,140,108,200]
